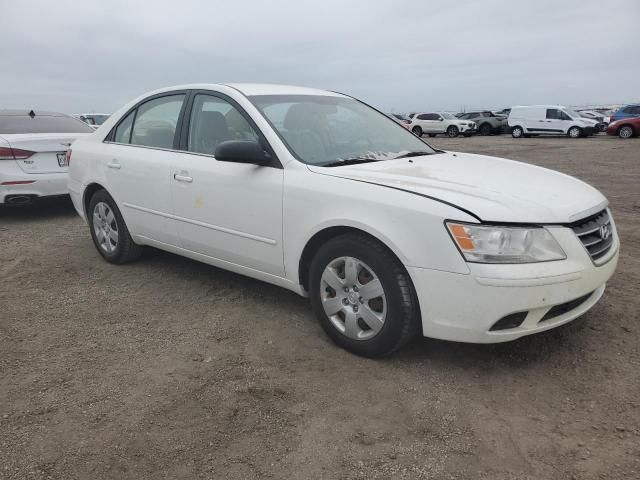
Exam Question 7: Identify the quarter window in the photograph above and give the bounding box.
[130,95,185,149]
[113,110,135,144]
[187,94,258,156]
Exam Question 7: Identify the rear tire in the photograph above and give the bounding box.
[309,234,418,357]
[511,126,524,138]
[88,189,143,264]
[479,123,492,136]
[411,126,423,137]
[618,125,634,138]
[446,125,459,138]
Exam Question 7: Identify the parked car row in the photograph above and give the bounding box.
[390,102,639,139]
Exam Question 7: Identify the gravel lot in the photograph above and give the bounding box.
[1,135,639,479]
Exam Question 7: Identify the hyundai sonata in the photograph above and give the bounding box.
[67,84,619,357]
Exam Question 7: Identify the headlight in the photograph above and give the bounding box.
[446,222,566,263]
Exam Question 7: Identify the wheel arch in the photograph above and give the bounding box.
[617,123,636,136]
[82,182,109,219]
[297,224,407,292]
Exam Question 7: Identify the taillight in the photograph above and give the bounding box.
[0,146,35,160]
[65,148,72,165]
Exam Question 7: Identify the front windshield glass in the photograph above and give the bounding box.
[440,112,456,119]
[564,108,580,119]
[249,94,435,166]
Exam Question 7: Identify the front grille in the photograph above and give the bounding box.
[539,291,594,322]
[571,209,614,262]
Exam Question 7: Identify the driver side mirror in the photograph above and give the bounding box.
[214,140,273,166]
[439,117,444,121]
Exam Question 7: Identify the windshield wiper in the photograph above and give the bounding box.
[393,150,439,159]
[320,157,382,167]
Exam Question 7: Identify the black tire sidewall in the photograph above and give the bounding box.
[412,126,422,136]
[88,190,130,263]
[309,235,416,357]
[480,123,492,135]
[447,126,459,137]
[511,126,523,138]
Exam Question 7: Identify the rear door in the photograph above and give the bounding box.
[102,92,187,246]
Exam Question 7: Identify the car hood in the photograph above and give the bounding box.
[308,151,607,223]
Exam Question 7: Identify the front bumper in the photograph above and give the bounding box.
[408,225,619,343]
[0,162,69,204]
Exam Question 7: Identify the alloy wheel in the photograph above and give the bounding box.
[619,126,633,138]
[320,256,386,341]
[93,201,119,253]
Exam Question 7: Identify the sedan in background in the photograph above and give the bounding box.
[606,117,639,139]
[76,113,111,129]
[610,104,640,123]
[0,110,93,205]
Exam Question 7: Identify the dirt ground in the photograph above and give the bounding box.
[1,135,639,480]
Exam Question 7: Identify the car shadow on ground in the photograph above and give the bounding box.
[142,245,594,370]
[0,196,77,221]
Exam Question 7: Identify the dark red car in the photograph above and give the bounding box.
[606,117,640,138]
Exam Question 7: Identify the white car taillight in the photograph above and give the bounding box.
[0,146,35,160]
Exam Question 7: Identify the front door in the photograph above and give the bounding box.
[170,93,285,277]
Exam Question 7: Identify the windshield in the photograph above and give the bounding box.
[564,108,580,119]
[440,112,456,119]
[249,94,435,166]
[0,115,94,134]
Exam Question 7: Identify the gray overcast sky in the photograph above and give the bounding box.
[1,0,638,114]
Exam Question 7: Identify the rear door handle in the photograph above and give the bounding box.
[174,173,193,183]
[107,159,121,170]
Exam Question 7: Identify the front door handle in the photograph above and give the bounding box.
[107,159,121,169]
[174,173,193,183]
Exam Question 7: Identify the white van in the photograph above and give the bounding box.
[508,105,598,138]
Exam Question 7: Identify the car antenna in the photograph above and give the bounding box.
[28,109,36,118]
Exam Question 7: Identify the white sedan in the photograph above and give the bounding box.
[1,110,93,205]
[67,84,619,357]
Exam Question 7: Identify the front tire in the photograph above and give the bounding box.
[618,125,634,139]
[411,126,423,137]
[446,125,459,138]
[88,189,143,264]
[568,126,582,138]
[511,126,524,138]
[309,234,418,357]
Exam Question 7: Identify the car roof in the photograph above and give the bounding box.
[0,109,68,116]
[138,83,346,98]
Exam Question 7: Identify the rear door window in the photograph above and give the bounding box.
[130,95,185,149]
[113,110,135,144]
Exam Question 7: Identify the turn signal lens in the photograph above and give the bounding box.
[446,222,566,264]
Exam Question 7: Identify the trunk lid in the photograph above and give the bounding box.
[0,133,89,173]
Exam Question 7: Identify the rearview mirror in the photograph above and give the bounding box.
[214,140,272,166]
